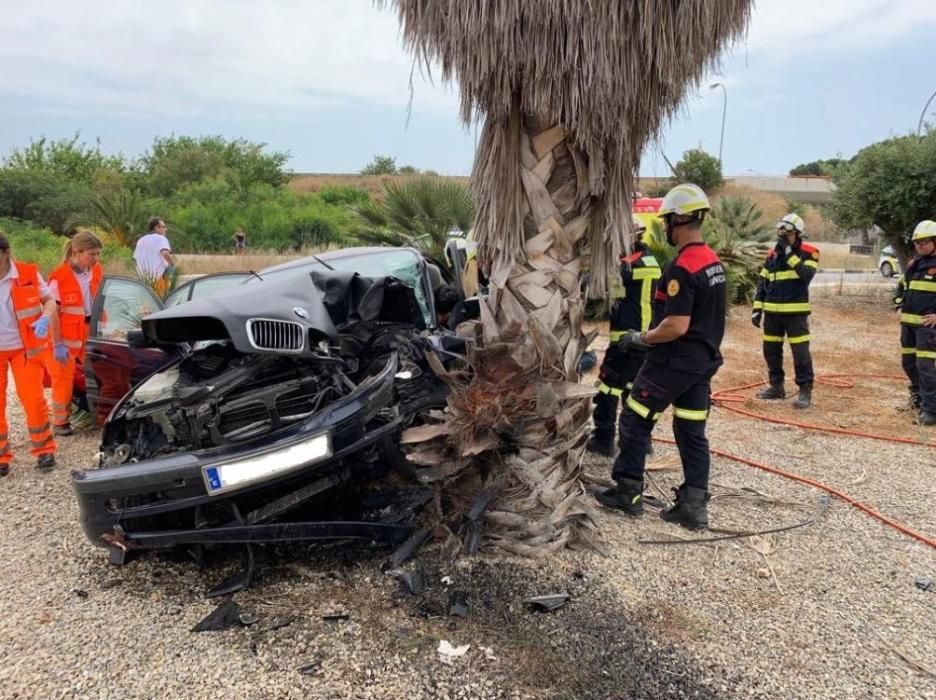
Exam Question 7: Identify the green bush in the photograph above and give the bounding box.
[0,218,132,276]
[672,149,723,193]
[317,185,371,206]
[163,180,357,252]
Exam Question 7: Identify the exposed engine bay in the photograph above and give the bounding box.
[99,320,443,468]
[100,344,351,465]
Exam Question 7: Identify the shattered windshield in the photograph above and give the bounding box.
[256,249,432,326]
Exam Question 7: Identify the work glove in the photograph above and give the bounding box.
[617,330,651,352]
[751,310,763,328]
[54,342,69,364]
[30,315,50,339]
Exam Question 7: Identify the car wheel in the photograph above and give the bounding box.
[880,262,894,278]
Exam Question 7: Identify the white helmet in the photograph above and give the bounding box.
[911,220,936,241]
[631,215,647,235]
[659,183,711,218]
[777,213,805,235]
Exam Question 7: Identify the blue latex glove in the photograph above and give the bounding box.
[30,315,50,339]
[54,342,69,364]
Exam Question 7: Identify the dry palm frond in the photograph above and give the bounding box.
[376,0,753,553]
[375,0,752,295]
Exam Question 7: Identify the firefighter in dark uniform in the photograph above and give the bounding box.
[587,215,661,456]
[752,213,820,409]
[596,184,727,531]
[894,220,936,426]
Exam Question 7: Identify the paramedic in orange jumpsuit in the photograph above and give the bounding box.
[0,233,58,476]
[46,231,103,436]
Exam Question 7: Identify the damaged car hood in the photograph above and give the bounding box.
[141,270,424,356]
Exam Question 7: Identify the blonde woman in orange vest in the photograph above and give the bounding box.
[0,233,58,476]
[46,231,103,436]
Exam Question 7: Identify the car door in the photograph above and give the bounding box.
[84,277,169,425]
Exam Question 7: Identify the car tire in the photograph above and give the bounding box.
[880,262,894,278]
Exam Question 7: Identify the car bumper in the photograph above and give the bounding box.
[72,355,401,549]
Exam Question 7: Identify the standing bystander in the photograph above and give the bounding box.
[133,217,174,296]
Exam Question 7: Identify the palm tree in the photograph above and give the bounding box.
[353,176,475,262]
[707,196,773,304]
[90,188,147,248]
[378,0,753,554]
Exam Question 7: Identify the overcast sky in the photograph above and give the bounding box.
[1,0,935,176]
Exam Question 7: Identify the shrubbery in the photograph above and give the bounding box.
[0,218,133,276]
[0,133,369,254]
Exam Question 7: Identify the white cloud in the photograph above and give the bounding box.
[741,0,936,60]
[0,0,455,118]
[1,0,934,123]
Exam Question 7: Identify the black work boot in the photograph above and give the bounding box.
[910,392,923,412]
[595,478,644,516]
[792,382,813,410]
[586,434,615,457]
[918,411,936,427]
[54,423,74,437]
[36,454,56,471]
[756,384,785,400]
[660,484,709,530]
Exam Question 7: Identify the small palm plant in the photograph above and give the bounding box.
[353,176,475,263]
[136,266,183,300]
[91,189,147,248]
[706,196,773,304]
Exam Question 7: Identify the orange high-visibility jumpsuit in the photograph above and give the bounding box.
[46,262,101,428]
[0,261,55,468]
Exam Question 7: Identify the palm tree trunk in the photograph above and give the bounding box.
[407,112,604,555]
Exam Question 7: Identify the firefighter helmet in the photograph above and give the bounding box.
[911,220,936,241]
[777,213,805,235]
[659,183,710,217]
[631,215,647,235]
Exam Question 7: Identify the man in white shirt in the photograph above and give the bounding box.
[133,217,175,295]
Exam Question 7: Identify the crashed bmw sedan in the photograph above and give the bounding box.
[71,248,456,569]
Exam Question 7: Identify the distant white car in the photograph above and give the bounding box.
[878,245,900,278]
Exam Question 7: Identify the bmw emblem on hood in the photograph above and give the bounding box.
[292,306,309,319]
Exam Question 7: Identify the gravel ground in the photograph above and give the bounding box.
[1,296,935,700]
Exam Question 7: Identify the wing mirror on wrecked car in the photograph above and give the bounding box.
[126,329,151,348]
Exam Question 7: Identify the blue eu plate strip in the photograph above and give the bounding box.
[205,467,222,492]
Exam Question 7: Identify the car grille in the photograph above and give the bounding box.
[247,319,304,353]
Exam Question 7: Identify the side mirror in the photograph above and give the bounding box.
[126,329,151,348]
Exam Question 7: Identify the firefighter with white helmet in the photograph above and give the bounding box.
[752,212,820,409]
[587,214,661,456]
[596,184,727,531]
[893,220,936,425]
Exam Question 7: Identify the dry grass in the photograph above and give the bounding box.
[289,173,469,196]
[173,247,339,275]
[812,242,877,270]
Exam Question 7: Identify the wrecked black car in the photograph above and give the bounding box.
[72,248,457,576]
